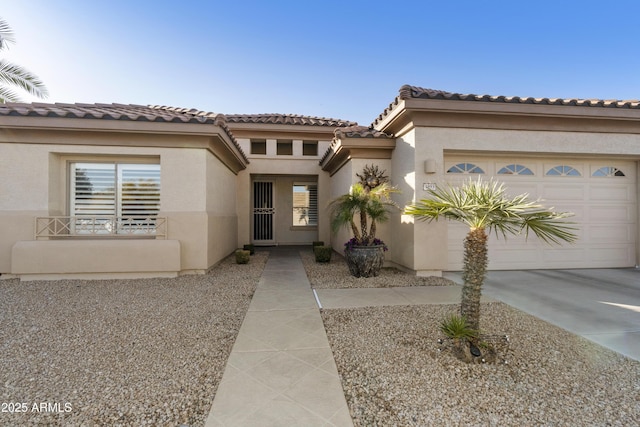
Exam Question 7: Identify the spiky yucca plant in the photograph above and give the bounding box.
[405,178,576,331]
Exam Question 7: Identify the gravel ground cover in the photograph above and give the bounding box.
[0,251,268,426]
[322,303,640,426]
[303,250,639,425]
[300,248,454,288]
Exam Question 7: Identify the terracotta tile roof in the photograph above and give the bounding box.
[373,84,640,126]
[333,125,392,139]
[0,102,225,124]
[398,85,640,107]
[224,113,357,127]
[319,126,393,165]
[0,102,248,163]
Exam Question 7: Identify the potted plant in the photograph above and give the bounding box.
[329,165,398,277]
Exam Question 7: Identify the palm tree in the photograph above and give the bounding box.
[329,181,398,246]
[0,17,48,103]
[405,178,577,332]
[329,179,399,277]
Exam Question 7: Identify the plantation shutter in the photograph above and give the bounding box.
[71,163,117,216]
[119,164,161,219]
[308,184,318,225]
[292,183,318,226]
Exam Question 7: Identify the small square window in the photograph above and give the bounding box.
[250,139,266,155]
[277,140,293,155]
[302,140,318,156]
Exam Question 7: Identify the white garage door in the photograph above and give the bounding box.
[445,157,637,270]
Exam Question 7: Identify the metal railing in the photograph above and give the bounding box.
[35,216,167,239]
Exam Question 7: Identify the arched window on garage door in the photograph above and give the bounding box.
[497,164,534,175]
[546,165,581,176]
[446,163,484,174]
[592,166,625,177]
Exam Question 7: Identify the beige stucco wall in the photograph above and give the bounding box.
[12,239,181,281]
[0,138,240,278]
[206,152,239,266]
[390,130,419,271]
[328,160,354,253]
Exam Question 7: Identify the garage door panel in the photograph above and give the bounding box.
[542,184,585,200]
[587,247,634,265]
[502,183,539,197]
[488,247,543,269]
[541,248,586,264]
[589,206,635,222]
[590,184,635,201]
[589,225,634,243]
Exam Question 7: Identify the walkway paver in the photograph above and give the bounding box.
[205,248,353,427]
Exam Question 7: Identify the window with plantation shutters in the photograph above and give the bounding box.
[292,183,317,226]
[70,162,160,233]
[71,163,117,217]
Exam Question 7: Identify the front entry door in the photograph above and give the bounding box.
[252,181,275,244]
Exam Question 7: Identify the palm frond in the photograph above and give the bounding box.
[519,210,577,244]
[0,86,20,103]
[0,17,16,50]
[405,177,578,245]
[0,59,49,99]
[329,181,400,242]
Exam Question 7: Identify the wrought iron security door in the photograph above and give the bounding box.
[252,181,275,244]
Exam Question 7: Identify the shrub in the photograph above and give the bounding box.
[314,246,333,263]
[243,244,255,255]
[235,249,250,264]
[440,313,478,341]
[344,237,388,252]
[312,241,324,247]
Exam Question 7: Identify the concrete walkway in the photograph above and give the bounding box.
[205,248,353,426]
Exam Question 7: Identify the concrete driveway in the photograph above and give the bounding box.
[444,269,640,361]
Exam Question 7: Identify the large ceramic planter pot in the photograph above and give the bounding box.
[344,245,385,278]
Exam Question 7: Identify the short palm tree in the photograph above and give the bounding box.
[0,17,48,103]
[405,178,577,332]
[329,182,398,246]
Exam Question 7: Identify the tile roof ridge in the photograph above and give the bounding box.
[224,112,357,127]
[373,84,640,127]
[148,104,223,118]
[399,84,640,107]
[334,125,392,138]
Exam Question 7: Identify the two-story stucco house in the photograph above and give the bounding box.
[1,85,639,280]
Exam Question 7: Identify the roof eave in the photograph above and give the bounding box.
[320,136,396,176]
[0,115,249,174]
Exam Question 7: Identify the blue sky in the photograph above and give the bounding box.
[2,0,639,125]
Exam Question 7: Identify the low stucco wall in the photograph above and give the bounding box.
[11,239,181,280]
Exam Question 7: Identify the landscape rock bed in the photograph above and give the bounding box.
[300,248,454,288]
[322,303,639,426]
[0,252,268,426]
